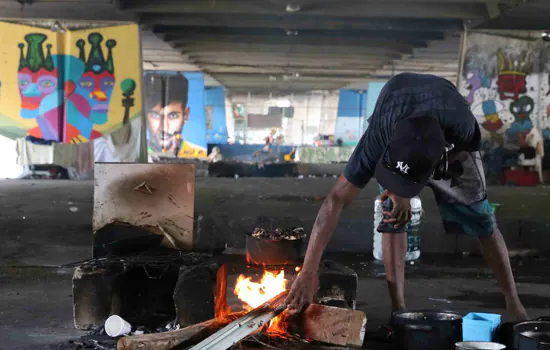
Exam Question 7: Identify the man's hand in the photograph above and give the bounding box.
[285,270,319,314]
[380,189,411,227]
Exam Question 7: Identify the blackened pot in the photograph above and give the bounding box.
[245,234,302,266]
[499,317,550,350]
[514,318,550,350]
[392,310,463,350]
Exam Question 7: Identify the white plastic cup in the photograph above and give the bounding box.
[105,315,132,337]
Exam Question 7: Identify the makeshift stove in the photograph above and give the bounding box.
[72,163,365,349]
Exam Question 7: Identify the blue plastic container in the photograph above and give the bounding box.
[462,312,502,341]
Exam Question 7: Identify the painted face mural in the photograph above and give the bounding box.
[145,74,190,155]
[75,33,116,126]
[148,101,189,152]
[496,49,531,101]
[510,96,534,122]
[17,33,61,141]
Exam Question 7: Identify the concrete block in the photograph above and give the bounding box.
[173,264,219,327]
[73,264,125,330]
[317,260,358,309]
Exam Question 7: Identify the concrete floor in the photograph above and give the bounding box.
[0,179,550,349]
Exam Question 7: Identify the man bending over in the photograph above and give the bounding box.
[286,73,528,322]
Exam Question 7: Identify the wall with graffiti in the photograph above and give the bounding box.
[334,89,367,146]
[144,71,207,159]
[0,22,142,143]
[205,86,229,144]
[460,32,550,184]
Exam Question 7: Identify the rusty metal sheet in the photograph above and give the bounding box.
[93,163,195,250]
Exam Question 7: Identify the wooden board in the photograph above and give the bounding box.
[289,304,367,348]
[93,163,195,250]
[117,312,244,350]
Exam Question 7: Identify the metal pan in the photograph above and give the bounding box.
[455,341,506,350]
[514,318,550,350]
[245,228,303,266]
[391,309,463,350]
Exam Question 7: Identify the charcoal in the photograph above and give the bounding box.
[251,227,306,241]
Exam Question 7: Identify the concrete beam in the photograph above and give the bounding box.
[142,56,190,64]
[141,14,463,32]
[190,55,388,67]
[167,34,424,50]
[142,62,200,71]
[177,42,406,56]
[474,0,550,30]
[373,69,458,78]
[212,74,366,87]
[409,53,459,61]
[0,1,136,22]
[189,51,388,62]
[382,63,458,71]
[393,58,460,65]
[200,64,379,75]
[154,25,445,42]
[122,0,488,19]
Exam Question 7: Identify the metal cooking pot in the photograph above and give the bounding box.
[499,317,550,350]
[514,318,550,350]
[392,310,463,350]
[245,232,302,266]
[455,341,506,350]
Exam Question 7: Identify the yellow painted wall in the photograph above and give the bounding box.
[0,22,142,142]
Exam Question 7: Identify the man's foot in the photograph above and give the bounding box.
[507,303,529,321]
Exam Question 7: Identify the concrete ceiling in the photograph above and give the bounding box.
[2,0,550,93]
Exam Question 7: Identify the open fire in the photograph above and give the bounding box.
[234,268,299,334]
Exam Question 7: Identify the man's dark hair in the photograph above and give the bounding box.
[145,73,189,110]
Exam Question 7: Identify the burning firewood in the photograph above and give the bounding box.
[117,312,245,350]
[188,291,289,350]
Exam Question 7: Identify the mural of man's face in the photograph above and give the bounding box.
[147,101,189,152]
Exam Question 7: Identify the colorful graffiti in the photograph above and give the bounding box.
[144,72,207,158]
[0,22,142,143]
[460,32,550,184]
[205,86,229,144]
[334,89,367,146]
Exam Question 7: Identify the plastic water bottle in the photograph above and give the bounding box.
[373,198,384,261]
[373,196,423,261]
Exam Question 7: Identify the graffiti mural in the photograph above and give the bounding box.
[334,89,367,146]
[144,72,207,159]
[205,86,229,144]
[0,22,142,143]
[460,32,550,184]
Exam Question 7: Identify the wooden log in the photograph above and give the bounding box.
[189,291,289,350]
[287,304,367,348]
[117,312,245,350]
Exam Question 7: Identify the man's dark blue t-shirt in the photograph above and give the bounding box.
[343,73,481,189]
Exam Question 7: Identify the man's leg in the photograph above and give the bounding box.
[382,232,407,311]
[478,229,528,320]
[438,199,528,321]
[432,151,528,321]
[378,185,409,312]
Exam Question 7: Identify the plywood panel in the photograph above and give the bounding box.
[93,163,195,250]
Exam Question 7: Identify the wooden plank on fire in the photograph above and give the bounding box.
[117,312,245,350]
[288,304,367,348]
[188,291,289,350]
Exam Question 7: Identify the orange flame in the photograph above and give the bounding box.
[234,270,288,333]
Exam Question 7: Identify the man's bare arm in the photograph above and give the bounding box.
[301,175,362,273]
